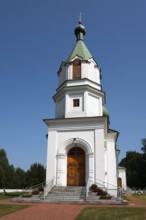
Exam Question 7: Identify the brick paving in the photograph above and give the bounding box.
[0,196,146,220]
[126,194,146,208]
[0,203,85,220]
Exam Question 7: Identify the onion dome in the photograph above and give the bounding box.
[67,21,92,61]
[74,21,86,41]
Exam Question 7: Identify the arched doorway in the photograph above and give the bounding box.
[118,177,122,188]
[67,147,85,186]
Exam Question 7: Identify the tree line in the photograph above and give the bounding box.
[119,138,146,189]
[0,149,46,189]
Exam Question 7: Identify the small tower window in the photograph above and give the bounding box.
[72,59,81,79]
[73,99,80,107]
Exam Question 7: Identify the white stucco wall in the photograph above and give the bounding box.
[94,129,105,184]
[56,96,65,118]
[54,56,104,119]
[55,87,103,119]
[105,133,118,196]
[46,131,57,183]
[46,130,95,185]
[46,118,106,188]
[87,93,102,116]
[45,117,118,197]
[58,58,100,87]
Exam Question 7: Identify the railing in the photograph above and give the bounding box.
[31,181,46,190]
[95,178,116,189]
[94,177,124,197]
[89,177,107,191]
[43,177,58,199]
[85,177,93,200]
[24,181,46,193]
[85,176,109,201]
[86,177,120,197]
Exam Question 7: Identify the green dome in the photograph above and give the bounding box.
[103,106,109,117]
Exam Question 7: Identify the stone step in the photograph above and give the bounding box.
[50,186,85,192]
[87,192,100,201]
[48,192,85,196]
[46,194,85,198]
[47,193,85,198]
[46,186,86,202]
[52,186,85,191]
[49,189,84,192]
[46,197,85,201]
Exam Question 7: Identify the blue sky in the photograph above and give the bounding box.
[0,0,146,170]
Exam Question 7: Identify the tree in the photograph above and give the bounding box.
[141,138,146,154]
[26,163,46,187]
[0,149,11,188]
[15,167,26,188]
[0,149,46,189]
[0,149,19,188]
[119,150,146,188]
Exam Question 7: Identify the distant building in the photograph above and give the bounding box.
[118,166,127,191]
[44,20,120,197]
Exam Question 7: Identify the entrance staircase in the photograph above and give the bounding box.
[11,185,128,205]
[45,186,86,203]
[44,186,128,205]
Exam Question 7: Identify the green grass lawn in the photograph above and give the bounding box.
[0,204,29,217]
[134,194,146,202]
[75,207,146,220]
[0,192,25,200]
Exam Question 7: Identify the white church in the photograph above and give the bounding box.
[43,20,122,198]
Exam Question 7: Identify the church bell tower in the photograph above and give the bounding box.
[44,20,119,198]
[54,21,108,119]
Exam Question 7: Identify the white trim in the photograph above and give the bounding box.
[57,137,93,156]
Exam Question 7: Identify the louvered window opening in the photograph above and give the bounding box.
[73,59,81,79]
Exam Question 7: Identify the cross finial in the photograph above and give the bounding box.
[79,12,83,24]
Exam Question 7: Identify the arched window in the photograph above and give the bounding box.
[72,59,81,79]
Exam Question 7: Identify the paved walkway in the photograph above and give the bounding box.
[0,196,146,220]
[126,194,146,208]
[0,203,85,220]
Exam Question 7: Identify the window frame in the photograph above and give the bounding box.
[73,99,80,107]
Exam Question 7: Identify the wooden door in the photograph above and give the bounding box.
[67,147,85,186]
[118,177,122,188]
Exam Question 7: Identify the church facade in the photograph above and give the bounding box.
[44,21,119,197]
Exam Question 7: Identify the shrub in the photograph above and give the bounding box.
[38,186,44,192]
[90,184,107,196]
[32,190,39,195]
[90,184,98,192]
[22,194,32,198]
[96,188,107,196]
